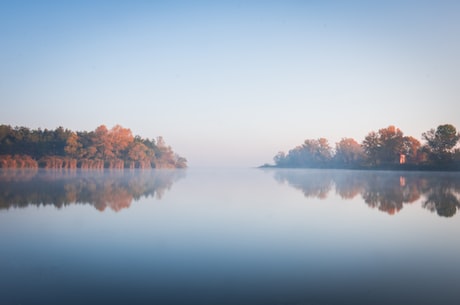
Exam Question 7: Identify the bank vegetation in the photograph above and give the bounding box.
[0,124,187,169]
[267,124,460,171]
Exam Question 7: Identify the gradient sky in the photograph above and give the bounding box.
[1,0,459,167]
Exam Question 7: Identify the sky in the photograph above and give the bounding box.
[1,0,459,168]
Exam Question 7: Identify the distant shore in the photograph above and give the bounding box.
[259,163,460,172]
[0,124,187,169]
[268,124,460,172]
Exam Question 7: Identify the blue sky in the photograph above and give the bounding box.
[1,1,459,167]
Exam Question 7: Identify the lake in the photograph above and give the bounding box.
[1,168,459,305]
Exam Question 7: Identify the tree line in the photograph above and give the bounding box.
[269,124,460,170]
[273,170,460,217]
[0,170,184,211]
[0,124,187,169]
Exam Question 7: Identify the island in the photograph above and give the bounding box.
[0,124,187,169]
[262,124,460,171]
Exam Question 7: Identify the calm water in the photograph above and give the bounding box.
[1,168,459,305]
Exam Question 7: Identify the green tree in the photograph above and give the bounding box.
[273,138,333,168]
[422,124,460,163]
[362,131,380,165]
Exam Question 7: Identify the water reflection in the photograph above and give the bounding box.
[0,169,185,212]
[273,169,460,217]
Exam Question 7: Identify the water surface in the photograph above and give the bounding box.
[1,169,459,305]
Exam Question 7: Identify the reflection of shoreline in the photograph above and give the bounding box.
[0,169,186,212]
[271,169,460,217]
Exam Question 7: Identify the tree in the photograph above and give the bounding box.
[155,136,177,168]
[362,126,404,165]
[454,149,460,162]
[362,131,380,165]
[127,141,150,168]
[0,124,187,169]
[174,155,188,168]
[316,138,333,163]
[273,151,287,166]
[335,138,365,166]
[52,126,71,156]
[377,125,404,163]
[76,131,97,159]
[109,125,134,159]
[402,136,421,164]
[272,138,333,168]
[422,124,460,163]
[298,138,333,166]
[93,125,114,160]
[128,142,148,161]
[64,132,82,158]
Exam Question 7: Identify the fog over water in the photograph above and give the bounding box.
[1,169,459,304]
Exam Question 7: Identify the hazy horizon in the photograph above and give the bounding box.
[1,1,459,167]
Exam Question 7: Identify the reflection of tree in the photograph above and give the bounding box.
[360,172,425,215]
[424,190,459,217]
[333,172,367,199]
[270,170,460,216]
[0,169,185,212]
[360,174,406,215]
[0,168,39,181]
[420,174,460,217]
[274,170,333,199]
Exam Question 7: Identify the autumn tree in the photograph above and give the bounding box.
[127,141,150,168]
[402,136,421,164]
[154,136,177,168]
[334,138,365,166]
[0,124,187,169]
[109,125,134,159]
[92,125,113,161]
[64,132,82,158]
[377,125,404,164]
[362,126,405,165]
